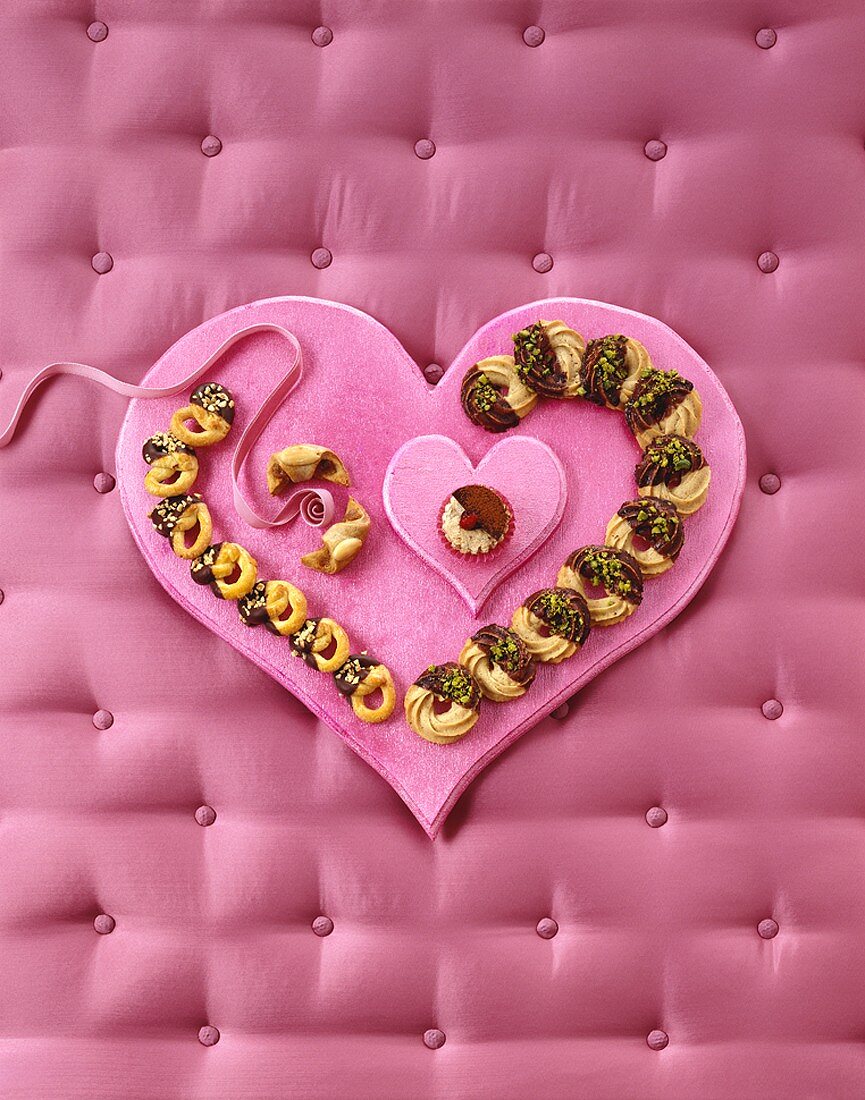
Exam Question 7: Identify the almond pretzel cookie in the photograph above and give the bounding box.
[512,320,586,399]
[404,662,482,744]
[458,624,536,702]
[334,654,396,724]
[461,355,538,433]
[142,432,199,497]
[289,617,350,673]
[605,497,684,577]
[190,541,258,600]
[170,382,235,447]
[149,493,212,559]
[635,434,711,516]
[237,579,308,636]
[511,587,592,663]
[557,545,643,626]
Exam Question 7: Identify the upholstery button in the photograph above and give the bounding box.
[644,139,667,161]
[312,915,334,937]
[93,472,116,494]
[93,913,115,934]
[195,805,217,827]
[647,1029,669,1050]
[532,252,553,273]
[0,590,4,606]
[423,1029,446,1050]
[87,21,108,42]
[311,247,332,269]
[424,363,444,384]
[92,709,114,730]
[646,806,668,828]
[91,251,113,275]
[198,1025,220,1047]
[414,139,436,160]
[523,26,545,47]
[536,917,558,939]
[551,703,569,720]
[312,26,333,47]
[759,472,781,495]
[755,28,777,49]
[761,699,783,721]
[758,918,779,939]
[201,135,222,157]
[757,251,779,273]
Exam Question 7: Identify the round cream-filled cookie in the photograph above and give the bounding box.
[404,662,481,744]
[510,587,591,663]
[461,355,538,432]
[557,545,643,627]
[512,319,586,399]
[578,334,652,409]
[625,367,702,447]
[634,434,711,516]
[458,624,536,702]
[439,485,513,557]
[605,497,684,577]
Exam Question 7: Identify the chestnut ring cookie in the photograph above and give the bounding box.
[511,587,591,664]
[625,367,702,447]
[289,617,351,673]
[458,624,536,702]
[635,434,711,516]
[461,355,538,433]
[578,334,652,409]
[142,432,199,497]
[512,320,586,399]
[149,493,212,559]
[334,654,397,724]
[557,545,643,626]
[170,383,235,447]
[190,542,258,600]
[605,497,684,577]
[238,579,308,636]
[404,662,482,744]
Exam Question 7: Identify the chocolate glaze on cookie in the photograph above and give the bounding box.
[190,543,223,588]
[635,434,705,489]
[334,654,380,697]
[625,368,694,435]
[142,431,195,465]
[289,618,322,668]
[237,581,270,627]
[190,382,235,424]
[471,625,536,687]
[461,367,521,433]
[415,662,481,710]
[564,546,644,604]
[149,493,202,537]
[580,334,628,407]
[512,322,568,398]
[617,498,684,560]
[524,588,591,645]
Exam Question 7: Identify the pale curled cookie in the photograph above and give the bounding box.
[267,445,350,494]
[334,654,397,724]
[289,617,350,673]
[301,497,370,575]
[605,497,684,578]
[557,545,643,627]
[405,662,481,744]
[510,588,591,664]
[512,320,586,399]
[634,434,711,516]
[458,624,536,702]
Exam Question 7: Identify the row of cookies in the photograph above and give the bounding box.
[142,383,396,724]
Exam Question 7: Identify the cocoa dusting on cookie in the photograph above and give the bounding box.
[452,485,511,539]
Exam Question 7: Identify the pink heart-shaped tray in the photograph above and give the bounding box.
[117,296,746,837]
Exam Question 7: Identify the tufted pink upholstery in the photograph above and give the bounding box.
[0,2,863,1097]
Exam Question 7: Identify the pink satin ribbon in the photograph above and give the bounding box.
[0,322,336,529]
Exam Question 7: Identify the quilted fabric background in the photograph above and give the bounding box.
[1,2,864,1097]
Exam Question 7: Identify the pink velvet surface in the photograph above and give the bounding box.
[2,2,865,1097]
[118,296,743,837]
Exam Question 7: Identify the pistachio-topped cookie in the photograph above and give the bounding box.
[624,367,702,446]
[461,355,538,432]
[577,333,651,409]
[334,653,397,724]
[511,587,591,664]
[512,320,586,399]
[149,493,212,559]
[459,624,536,702]
[605,497,684,577]
[170,382,235,446]
[404,661,482,744]
[635,434,711,515]
[142,431,199,497]
[557,545,643,626]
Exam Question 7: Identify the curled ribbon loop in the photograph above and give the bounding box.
[0,321,329,531]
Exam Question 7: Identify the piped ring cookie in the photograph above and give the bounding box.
[511,587,591,663]
[289,617,351,673]
[578,334,652,409]
[334,654,397,724]
[635,434,711,516]
[238,579,308,635]
[461,355,538,433]
[512,320,586,398]
[170,383,235,447]
[557,545,643,626]
[458,624,536,701]
[190,542,257,600]
[404,662,482,744]
[149,493,212,559]
[625,367,702,447]
[142,432,199,497]
[605,497,684,577]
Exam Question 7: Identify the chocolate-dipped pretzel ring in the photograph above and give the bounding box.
[625,367,702,447]
[334,654,397,724]
[461,355,538,433]
[578,334,652,409]
[238,579,308,635]
[635,434,711,516]
[404,661,481,744]
[512,320,586,399]
[605,497,684,577]
[142,432,199,497]
[149,493,212,559]
[557,545,643,626]
[170,383,235,447]
[289,617,350,673]
[458,624,536,701]
[511,587,591,663]
[190,542,257,600]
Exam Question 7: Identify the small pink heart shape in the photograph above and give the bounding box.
[383,434,567,615]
